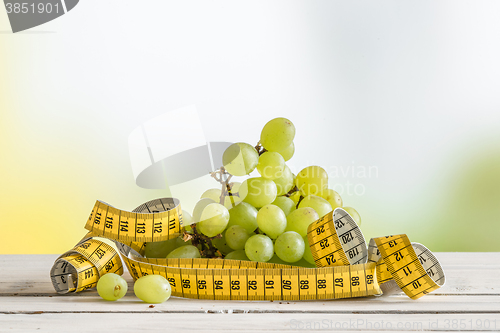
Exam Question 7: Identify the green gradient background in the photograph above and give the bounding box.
[1,1,499,254]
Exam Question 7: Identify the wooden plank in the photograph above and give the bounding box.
[1,295,500,314]
[1,253,499,331]
[1,313,499,332]
[1,253,499,296]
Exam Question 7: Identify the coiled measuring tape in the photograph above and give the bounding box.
[50,198,445,300]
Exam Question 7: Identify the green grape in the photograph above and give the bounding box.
[278,142,294,161]
[222,142,259,176]
[294,258,316,268]
[181,210,193,232]
[289,191,302,205]
[97,273,128,301]
[192,198,215,223]
[244,234,274,262]
[239,177,277,208]
[175,236,192,247]
[225,250,249,261]
[271,196,296,216]
[166,245,201,259]
[144,238,179,258]
[302,235,315,265]
[274,231,305,263]
[318,189,343,210]
[184,224,193,233]
[260,117,295,152]
[298,195,332,217]
[227,201,258,233]
[224,195,242,210]
[134,274,171,304]
[225,225,252,250]
[200,188,222,203]
[256,152,285,180]
[273,164,294,196]
[343,207,361,226]
[285,207,319,237]
[229,182,241,194]
[256,204,287,239]
[212,230,233,255]
[295,166,328,196]
[268,254,289,265]
[198,203,230,237]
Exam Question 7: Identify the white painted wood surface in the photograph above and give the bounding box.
[0,253,499,332]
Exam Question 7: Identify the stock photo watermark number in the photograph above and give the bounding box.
[289,318,498,330]
[5,2,61,14]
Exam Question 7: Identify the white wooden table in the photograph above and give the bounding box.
[1,253,499,332]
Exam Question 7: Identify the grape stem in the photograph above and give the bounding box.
[198,140,270,257]
[186,224,223,258]
[254,142,267,156]
[209,167,234,205]
[284,185,302,208]
[285,185,299,197]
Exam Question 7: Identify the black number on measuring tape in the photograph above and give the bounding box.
[81,284,92,291]
[403,266,412,276]
[182,279,191,289]
[320,239,329,249]
[215,280,223,290]
[427,268,434,277]
[348,247,360,259]
[167,277,176,287]
[120,221,129,232]
[104,261,114,272]
[351,276,360,287]
[95,249,106,259]
[265,280,274,289]
[418,255,427,264]
[334,278,343,287]
[153,222,162,233]
[325,254,336,265]
[282,280,292,290]
[248,280,257,290]
[299,280,309,290]
[231,280,240,290]
[79,242,91,250]
[94,212,101,225]
[316,226,325,235]
[197,280,207,290]
[334,220,344,229]
[84,269,93,279]
[388,240,398,247]
[74,256,86,264]
[136,223,146,234]
[366,274,373,284]
[168,218,176,230]
[395,251,404,261]
[105,216,113,229]
[129,262,139,279]
[341,232,353,244]
[412,280,422,289]
[317,279,327,289]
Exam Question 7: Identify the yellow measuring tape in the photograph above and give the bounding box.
[50,198,445,300]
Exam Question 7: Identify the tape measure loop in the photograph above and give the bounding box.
[51,198,445,300]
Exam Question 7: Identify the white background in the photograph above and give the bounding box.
[2,1,500,251]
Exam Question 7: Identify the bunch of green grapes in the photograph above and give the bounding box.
[143,117,363,268]
[97,117,365,303]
